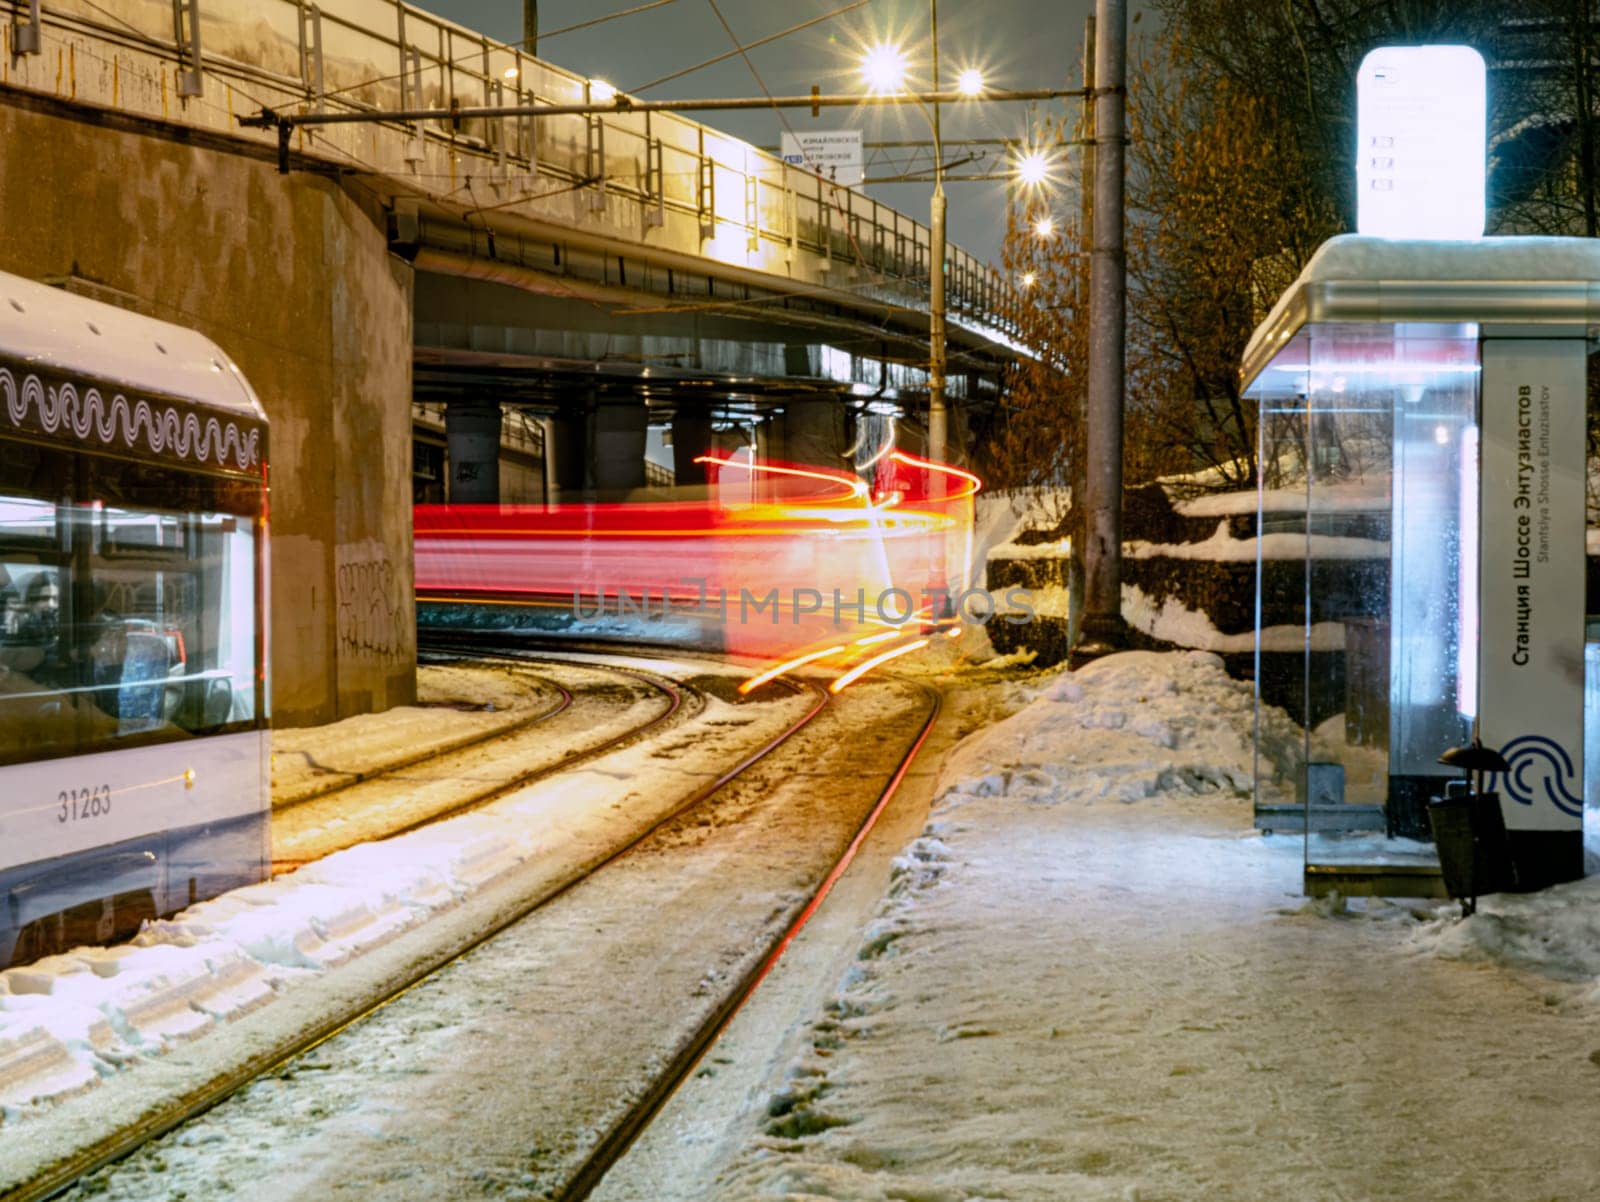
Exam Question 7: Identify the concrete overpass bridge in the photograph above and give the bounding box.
[0,0,1025,721]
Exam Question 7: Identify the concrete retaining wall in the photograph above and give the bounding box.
[0,98,416,726]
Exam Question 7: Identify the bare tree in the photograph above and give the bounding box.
[976,138,1087,504]
[1124,29,1336,490]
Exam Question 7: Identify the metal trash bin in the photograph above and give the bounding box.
[1430,741,1516,916]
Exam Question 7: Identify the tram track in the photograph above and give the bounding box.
[270,664,575,813]
[1,647,835,1202]
[560,677,942,1201]
[269,652,698,870]
[15,666,944,1202]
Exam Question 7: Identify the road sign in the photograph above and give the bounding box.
[779,130,863,186]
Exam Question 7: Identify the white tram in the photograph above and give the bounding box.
[0,271,269,967]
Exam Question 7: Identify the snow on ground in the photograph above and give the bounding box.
[708,651,1600,1201]
[1126,519,1387,562]
[0,664,808,1130]
[271,662,550,804]
[1122,582,1347,653]
[1174,480,1390,518]
[971,490,1069,565]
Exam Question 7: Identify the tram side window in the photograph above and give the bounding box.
[0,485,260,766]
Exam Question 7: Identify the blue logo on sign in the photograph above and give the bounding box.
[1489,735,1584,817]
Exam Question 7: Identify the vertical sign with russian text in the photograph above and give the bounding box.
[1478,338,1585,832]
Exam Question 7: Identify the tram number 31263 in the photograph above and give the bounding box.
[58,785,113,823]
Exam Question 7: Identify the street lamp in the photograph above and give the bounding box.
[861,43,910,94]
[1016,150,1050,188]
[857,8,956,608]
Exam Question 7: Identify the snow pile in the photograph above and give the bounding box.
[1410,871,1600,995]
[1126,519,1387,563]
[1122,581,1347,653]
[935,650,1300,809]
[713,650,1299,1200]
[1174,480,1390,519]
[0,813,533,1119]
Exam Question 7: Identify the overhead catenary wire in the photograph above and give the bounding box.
[538,0,682,40]
[628,0,872,94]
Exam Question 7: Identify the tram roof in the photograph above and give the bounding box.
[0,270,263,419]
[1241,235,1600,392]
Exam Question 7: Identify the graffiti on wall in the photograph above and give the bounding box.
[336,540,409,660]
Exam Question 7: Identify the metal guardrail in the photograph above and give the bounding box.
[2,0,1021,339]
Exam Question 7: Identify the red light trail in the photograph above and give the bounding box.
[415,454,980,686]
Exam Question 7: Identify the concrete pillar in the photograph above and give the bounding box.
[446,399,502,504]
[0,22,417,726]
[547,409,587,502]
[593,400,648,495]
[672,405,714,486]
[783,395,845,468]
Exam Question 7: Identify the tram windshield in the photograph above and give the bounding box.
[0,447,262,765]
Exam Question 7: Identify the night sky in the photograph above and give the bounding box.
[413,0,1108,266]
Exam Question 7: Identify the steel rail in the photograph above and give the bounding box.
[374,651,694,841]
[3,646,827,1202]
[273,662,574,812]
[267,655,685,872]
[557,676,944,1201]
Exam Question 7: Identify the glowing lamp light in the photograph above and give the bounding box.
[830,638,929,693]
[503,66,519,81]
[740,644,846,693]
[1015,152,1049,187]
[861,43,910,94]
[1021,271,1037,288]
[1356,45,1485,240]
[1456,424,1480,719]
[589,78,618,102]
[956,68,985,97]
[1033,215,1056,239]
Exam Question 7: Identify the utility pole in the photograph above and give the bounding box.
[1067,10,1095,648]
[927,0,947,469]
[1077,0,1127,659]
[927,0,951,607]
[523,0,537,57]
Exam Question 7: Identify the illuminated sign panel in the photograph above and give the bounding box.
[780,130,864,186]
[1477,339,1586,832]
[1356,45,1485,240]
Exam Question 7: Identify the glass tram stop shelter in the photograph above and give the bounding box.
[1241,235,1593,898]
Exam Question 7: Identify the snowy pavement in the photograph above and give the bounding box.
[666,652,1600,1201]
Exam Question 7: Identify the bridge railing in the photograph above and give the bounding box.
[7,0,1017,338]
